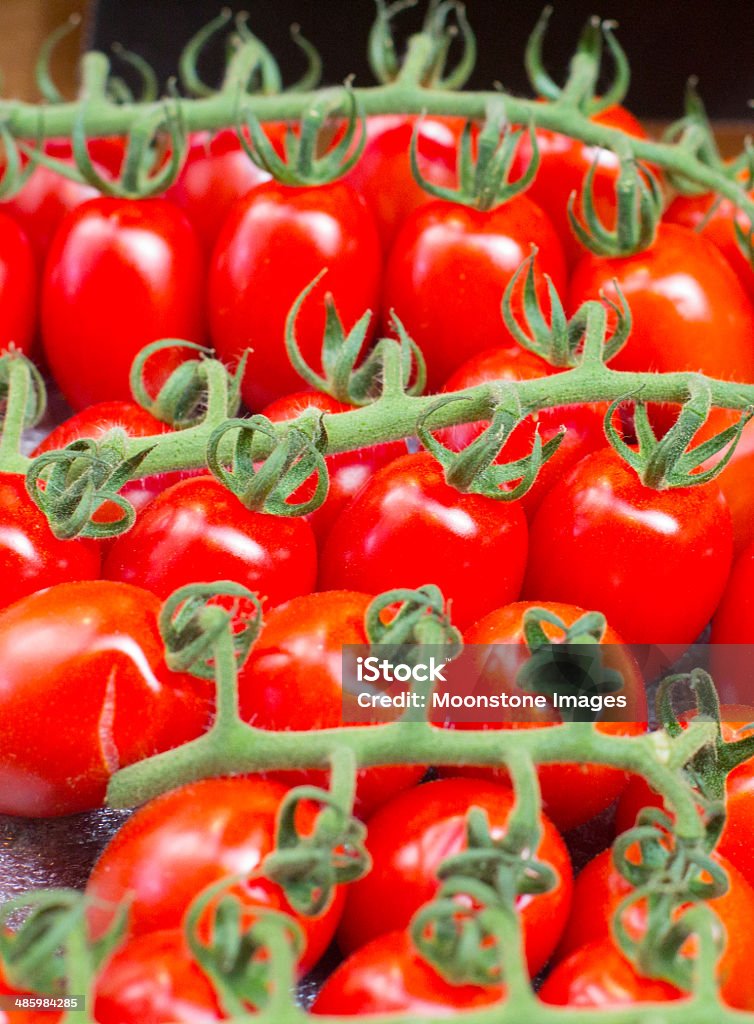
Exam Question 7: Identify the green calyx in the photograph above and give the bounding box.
[663,78,728,196]
[365,583,462,651]
[369,0,476,89]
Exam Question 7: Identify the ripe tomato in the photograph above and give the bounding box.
[441,347,607,517]
[0,212,36,354]
[0,963,62,1023]
[311,930,504,1015]
[382,199,566,390]
[238,590,424,818]
[540,940,682,1006]
[86,777,344,973]
[320,451,528,631]
[712,541,754,647]
[524,448,733,645]
[437,600,646,832]
[0,581,210,816]
[93,929,222,1024]
[338,778,573,974]
[209,182,381,410]
[103,476,316,611]
[0,473,100,610]
[41,198,205,409]
[556,846,754,1009]
[262,390,407,545]
[512,105,649,266]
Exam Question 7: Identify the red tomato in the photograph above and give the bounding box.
[0,473,100,610]
[320,451,529,631]
[209,182,382,410]
[0,212,36,354]
[262,390,407,545]
[556,846,754,1009]
[524,448,733,645]
[383,199,566,390]
[338,778,573,974]
[437,600,646,832]
[341,115,464,249]
[441,347,607,517]
[41,198,205,409]
[86,777,344,973]
[540,940,682,1007]
[103,476,316,611]
[238,590,424,818]
[93,929,223,1024]
[0,963,62,1023]
[312,930,504,1015]
[512,105,650,265]
[712,540,754,647]
[0,581,209,816]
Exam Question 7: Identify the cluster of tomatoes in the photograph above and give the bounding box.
[0,94,754,1021]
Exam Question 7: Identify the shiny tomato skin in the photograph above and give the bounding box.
[383,198,566,390]
[312,930,504,1016]
[438,601,646,832]
[238,590,424,817]
[0,581,210,817]
[707,420,754,557]
[540,940,682,1007]
[524,448,733,645]
[103,475,317,611]
[338,778,573,974]
[0,473,100,610]
[41,198,205,409]
[209,181,382,410]
[86,777,344,973]
[0,212,36,354]
[711,541,754,645]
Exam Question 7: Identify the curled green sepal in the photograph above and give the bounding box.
[179,9,233,97]
[108,43,160,103]
[0,350,46,429]
[159,582,263,680]
[35,15,81,103]
[568,155,662,256]
[26,435,156,540]
[368,0,476,89]
[365,584,462,652]
[221,12,282,97]
[236,85,364,186]
[410,100,538,211]
[662,79,725,196]
[130,339,245,428]
[525,7,630,115]
[207,415,329,516]
[288,24,323,92]
[417,393,564,501]
[605,379,754,489]
[0,118,37,200]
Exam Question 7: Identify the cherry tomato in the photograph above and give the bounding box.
[262,390,407,545]
[540,940,682,1007]
[41,198,205,409]
[437,600,646,832]
[312,930,504,1016]
[712,541,754,647]
[523,448,733,645]
[383,199,566,390]
[238,590,424,817]
[556,846,754,1009]
[320,451,528,631]
[0,212,36,354]
[86,777,344,973]
[103,476,317,611]
[441,347,607,517]
[209,182,381,410]
[0,581,210,816]
[338,777,573,974]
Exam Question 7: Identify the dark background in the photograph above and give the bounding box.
[88,0,754,120]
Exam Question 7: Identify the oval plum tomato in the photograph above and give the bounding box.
[382,199,566,390]
[437,601,646,832]
[0,473,100,610]
[0,581,210,817]
[41,198,205,409]
[0,962,62,1024]
[209,181,382,410]
[94,929,222,1024]
[556,846,754,1009]
[712,541,754,646]
[103,476,316,611]
[338,778,573,973]
[703,419,754,558]
[86,777,344,973]
[523,447,733,645]
[512,105,649,266]
[238,591,424,818]
[540,940,682,1007]
[441,347,607,517]
[312,930,504,1016]
[262,390,407,545]
[0,212,36,354]
[341,114,464,249]
[320,451,528,631]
